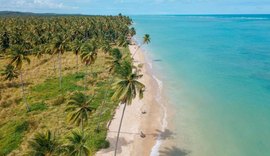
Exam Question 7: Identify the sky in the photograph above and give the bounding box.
[0,0,270,15]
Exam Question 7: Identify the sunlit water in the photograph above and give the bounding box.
[132,15,270,156]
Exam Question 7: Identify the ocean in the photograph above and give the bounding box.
[132,15,270,156]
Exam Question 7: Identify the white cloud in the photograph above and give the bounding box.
[1,0,78,10]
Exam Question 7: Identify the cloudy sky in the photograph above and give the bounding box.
[0,0,269,15]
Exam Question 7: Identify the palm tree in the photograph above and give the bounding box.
[0,30,9,53]
[143,34,151,44]
[32,45,44,60]
[80,42,98,90]
[66,92,95,131]
[28,130,62,156]
[50,35,68,91]
[1,64,19,81]
[64,130,90,156]
[106,48,122,74]
[111,61,145,156]
[129,27,136,37]
[100,41,112,54]
[96,48,123,132]
[132,34,151,58]
[71,39,83,73]
[9,45,31,111]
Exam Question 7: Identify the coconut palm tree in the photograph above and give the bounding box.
[106,48,122,74]
[100,41,112,54]
[50,35,68,91]
[80,42,98,90]
[71,39,83,73]
[143,34,151,44]
[32,45,44,60]
[28,130,62,156]
[132,34,151,58]
[111,61,145,156]
[66,91,95,131]
[9,45,31,111]
[1,64,19,81]
[64,130,90,156]
[129,27,136,37]
[0,30,9,53]
[95,48,123,132]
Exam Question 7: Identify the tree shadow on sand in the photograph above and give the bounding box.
[159,146,191,156]
[153,129,175,140]
[101,137,133,154]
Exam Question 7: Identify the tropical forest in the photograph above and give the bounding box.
[0,14,146,155]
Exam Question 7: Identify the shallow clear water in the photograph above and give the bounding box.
[132,15,270,156]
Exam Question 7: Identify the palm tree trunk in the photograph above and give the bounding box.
[53,56,56,72]
[76,54,79,73]
[20,70,30,112]
[131,45,141,59]
[114,103,127,156]
[58,51,62,91]
[84,65,87,91]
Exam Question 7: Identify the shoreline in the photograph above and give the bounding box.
[96,43,167,155]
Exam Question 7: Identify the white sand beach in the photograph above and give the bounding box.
[96,44,164,156]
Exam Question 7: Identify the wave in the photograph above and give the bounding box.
[150,75,168,156]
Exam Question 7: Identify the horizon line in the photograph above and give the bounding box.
[1,10,270,16]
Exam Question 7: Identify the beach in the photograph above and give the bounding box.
[96,44,165,156]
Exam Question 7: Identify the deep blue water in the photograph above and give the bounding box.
[132,15,270,156]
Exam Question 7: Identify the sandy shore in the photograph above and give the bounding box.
[96,44,164,156]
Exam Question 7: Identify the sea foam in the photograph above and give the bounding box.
[150,75,168,156]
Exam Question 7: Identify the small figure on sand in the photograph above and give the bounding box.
[140,131,146,138]
[141,110,147,114]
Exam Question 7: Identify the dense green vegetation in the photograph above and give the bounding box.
[0,13,150,155]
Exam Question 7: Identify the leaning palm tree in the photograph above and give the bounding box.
[9,45,31,111]
[95,48,123,132]
[28,130,62,156]
[143,34,151,44]
[66,91,95,131]
[132,34,151,58]
[111,61,145,156]
[64,129,90,156]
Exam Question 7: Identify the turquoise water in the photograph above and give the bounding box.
[132,15,270,156]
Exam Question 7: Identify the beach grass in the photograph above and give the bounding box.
[0,48,128,155]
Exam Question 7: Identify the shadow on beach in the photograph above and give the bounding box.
[109,129,175,140]
[109,128,175,141]
[153,129,176,140]
[102,137,133,154]
[159,146,191,156]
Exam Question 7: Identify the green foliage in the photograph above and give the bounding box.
[30,101,48,112]
[0,10,137,155]
[0,120,28,155]
[96,139,110,149]
[27,130,62,156]
[1,64,19,81]
[64,129,90,156]
[31,73,85,101]
[66,92,95,129]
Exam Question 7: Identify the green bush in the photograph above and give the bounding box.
[0,120,28,155]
